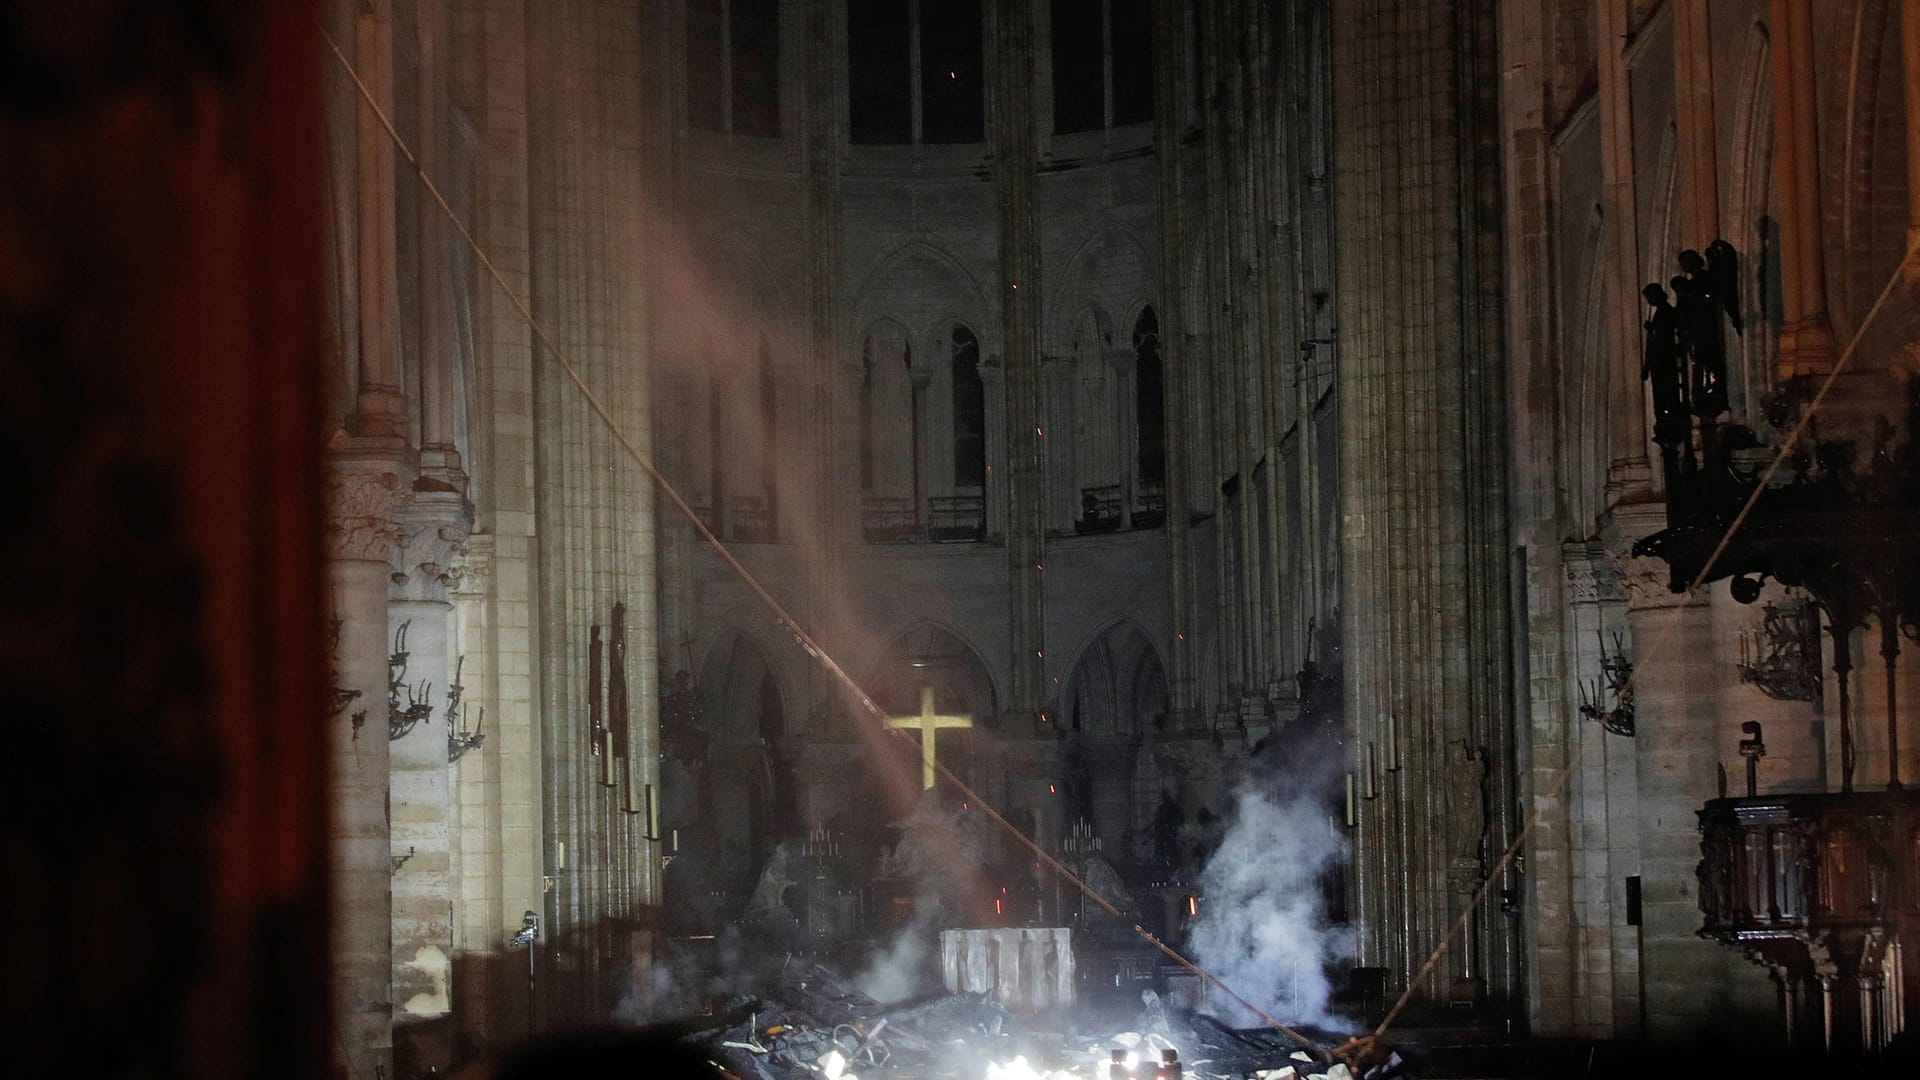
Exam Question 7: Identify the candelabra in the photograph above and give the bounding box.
[326,614,366,736]
[446,655,485,762]
[388,620,434,742]
[1576,629,1635,737]
[449,704,485,763]
[1736,600,1821,703]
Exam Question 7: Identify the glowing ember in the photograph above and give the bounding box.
[983,1056,1077,1080]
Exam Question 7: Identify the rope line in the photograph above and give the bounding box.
[1337,230,1920,1059]
[327,24,1920,1065]
[320,29,1341,1066]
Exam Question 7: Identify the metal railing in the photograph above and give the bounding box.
[1074,484,1123,534]
[860,496,920,542]
[928,494,986,542]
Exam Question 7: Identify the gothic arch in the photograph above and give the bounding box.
[1834,0,1911,347]
[1726,17,1777,422]
[1568,210,1610,531]
[653,221,804,409]
[847,241,993,354]
[1059,619,1168,736]
[689,323,784,538]
[856,318,920,513]
[1643,121,1680,290]
[682,629,799,893]
[861,622,1002,725]
[1045,226,1157,357]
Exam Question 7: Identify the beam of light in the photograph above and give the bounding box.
[323,27,1345,1066]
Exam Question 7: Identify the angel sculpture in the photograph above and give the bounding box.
[1677,244,1741,418]
[1642,282,1690,445]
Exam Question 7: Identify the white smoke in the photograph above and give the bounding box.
[855,911,938,1003]
[613,924,761,1024]
[1186,780,1352,1028]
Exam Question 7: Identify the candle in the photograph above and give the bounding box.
[671,828,680,852]
[1345,772,1356,826]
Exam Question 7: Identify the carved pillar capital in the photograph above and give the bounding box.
[325,468,407,564]
[1600,502,1703,612]
[389,506,470,603]
[1616,555,1707,612]
[447,533,493,599]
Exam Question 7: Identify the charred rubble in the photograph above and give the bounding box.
[608,961,1405,1080]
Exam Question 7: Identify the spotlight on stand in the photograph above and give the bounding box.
[508,909,540,1036]
[509,910,539,948]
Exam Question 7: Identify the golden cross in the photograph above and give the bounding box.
[886,687,973,790]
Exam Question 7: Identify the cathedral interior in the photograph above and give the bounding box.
[6,1,1920,1077]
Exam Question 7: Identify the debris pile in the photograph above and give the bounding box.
[654,966,1412,1080]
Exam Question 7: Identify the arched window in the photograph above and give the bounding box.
[753,337,779,538]
[758,337,777,492]
[860,337,877,489]
[1134,307,1163,483]
[1050,0,1153,135]
[849,0,984,144]
[706,365,725,523]
[686,0,782,137]
[951,325,985,487]
[1070,308,1120,532]
[858,324,918,539]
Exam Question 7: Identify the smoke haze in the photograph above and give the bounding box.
[1187,778,1351,1028]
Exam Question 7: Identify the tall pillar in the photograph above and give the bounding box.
[1673,0,1722,243]
[524,0,660,1020]
[1333,0,1513,1002]
[349,0,409,439]
[1597,0,1650,491]
[1769,0,1835,376]
[414,0,466,487]
[801,0,848,672]
[327,465,406,1077]
[1902,0,1920,261]
[1616,529,1736,1044]
[990,0,1048,729]
[1144,0,1190,722]
[388,503,467,1074]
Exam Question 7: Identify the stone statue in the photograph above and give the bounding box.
[1704,239,1743,334]
[1641,283,1689,445]
[1446,739,1487,867]
[1151,789,1182,871]
[1678,249,1729,418]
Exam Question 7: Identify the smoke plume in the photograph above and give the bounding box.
[1186,777,1351,1028]
[855,911,939,1003]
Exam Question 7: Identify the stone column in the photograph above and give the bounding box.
[388,501,467,1073]
[1616,538,1732,1044]
[349,0,409,440]
[1903,0,1920,260]
[414,0,465,487]
[800,0,848,672]
[1151,0,1197,724]
[1768,0,1835,376]
[1333,0,1513,1000]
[990,0,1048,729]
[1596,0,1649,490]
[327,464,406,1077]
[1673,0,1721,243]
[524,0,660,1019]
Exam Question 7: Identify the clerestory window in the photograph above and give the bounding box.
[1050,0,1152,135]
[686,0,782,138]
[848,0,984,145]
